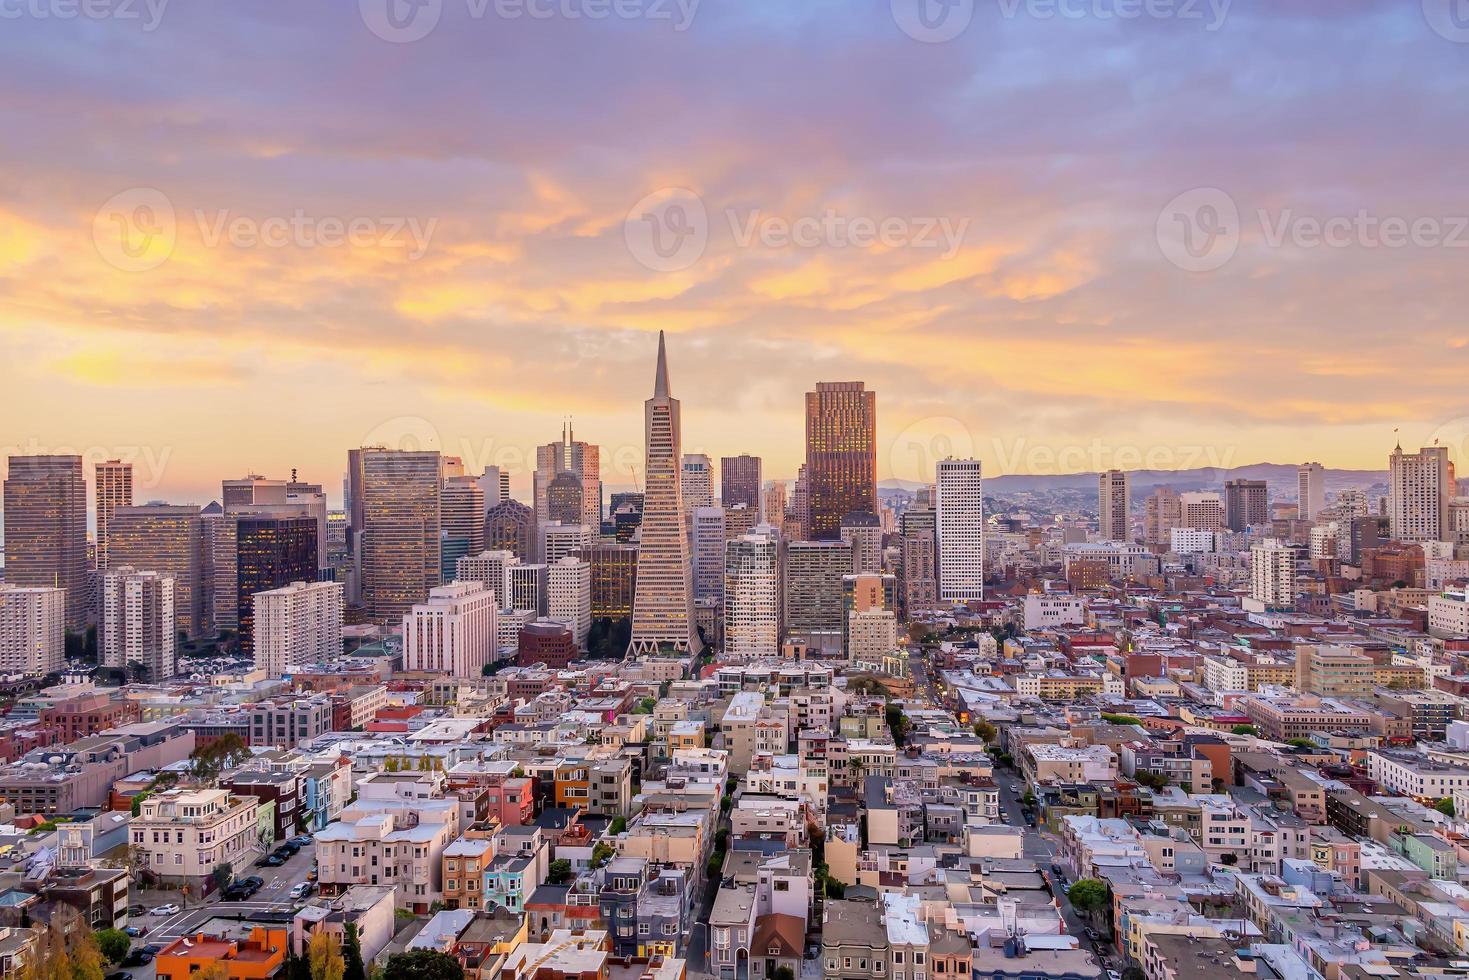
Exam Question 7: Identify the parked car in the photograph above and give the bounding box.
[122,950,154,967]
[256,854,286,867]
[104,972,132,980]
[289,881,314,899]
[1085,928,1101,942]
[123,927,144,938]
[149,903,180,916]
[276,841,301,855]
[1107,971,1123,980]
[127,904,147,917]
[289,835,313,847]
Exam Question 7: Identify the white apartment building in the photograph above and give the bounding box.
[935,459,984,603]
[100,566,176,681]
[1202,655,1249,693]
[403,582,499,678]
[1097,469,1130,541]
[1022,593,1085,630]
[540,522,592,565]
[131,788,263,883]
[1429,591,1469,638]
[253,579,344,678]
[1298,462,1326,520]
[546,557,591,649]
[1390,444,1455,543]
[1249,539,1295,611]
[681,453,714,516]
[1169,528,1219,555]
[724,530,781,661]
[847,608,898,663]
[1367,751,1469,800]
[0,585,64,675]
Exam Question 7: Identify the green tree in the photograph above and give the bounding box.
[343,924,367,980]
[382,950,464,980]
[591,842,615,867]
[93,929,131,965]
[1436,797,1456,818]
[774,968,796,980]
[609,816,627,835]
[1286,738,1315,749]
[1231,725,1259,736]
[547,859,573,884]
[973,722,997,744]
[1122,968,1146,980]
[212,861,234,893]
[1067,878,1109,920]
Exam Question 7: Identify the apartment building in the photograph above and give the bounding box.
[131,788,264,886]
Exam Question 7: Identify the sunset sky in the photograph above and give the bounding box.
[3,0,1468,505]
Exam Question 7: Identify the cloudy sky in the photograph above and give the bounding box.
[2,0,1468,504]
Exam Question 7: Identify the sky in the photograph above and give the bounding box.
[2,0,1468,506]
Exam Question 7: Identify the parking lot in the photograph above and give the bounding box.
[118,840,317,978]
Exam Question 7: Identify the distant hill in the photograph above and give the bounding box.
[880,463,1387,496]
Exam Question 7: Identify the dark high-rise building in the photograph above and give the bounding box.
[546,471,585,526]
[236,516,319,655]
[804,382,877,540]
[486,499,536,560]
[110,504,205,639]
[578,543,638,620]
[608,492,644,543]
[1224,479,1269,532]
[3,455,88,630]
[720,454,762,514]
[360,449,441,624]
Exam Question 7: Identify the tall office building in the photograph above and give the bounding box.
[0,586,64,676]
[1298,463,1326,521]
[681,453,714,518]
[721,455,762,515]
[100,567,176,681]
[236,516,318,655]
[783,539,852,639]
[1097,469,1130,541]
[577,543,638,620]
[1250,539,1296,611]
[210,501,311,632]
[222,475,288,508]
[478,466,511,510]
[441,476,486,582]
[547,556,592,649]
[788,465,810,541]
[402,582,498,679]
[691,507,727,604]
[455,550,518,608]
[109,503,204,639]
[936,459,984,603]
[253,580,343,679]
[629,332,699,655]
[723,529,780,661]
[1180,492,1225,532]
[1143,487,1182,547]
[1389,443,1456,543]
[3,455,88,630]
[540,522,593,565]
[725,503,758,540]
[534,423,601,529]
[286,477,330,572]
[360,449,442,624]
[804,382,877,540]
[545,472,584,526]
[762,482,787,537]
[486,499,536,560]
[840,511,884,575]
[94,459,134,572]
[507,563,549,615]
[898,531,937,618]
[1224,479,1269,532]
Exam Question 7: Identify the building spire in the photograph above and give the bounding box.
[653,330,670,398]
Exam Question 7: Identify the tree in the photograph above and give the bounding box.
[196,964,231,980]
[94,929,131,965]
[343,924,367,980]
[68,930,105,980]
[774,968,796,980]
[609,816,627,835]
[1231,725,1259,736]
[632,697,657,714]
[591,842,615,867]
[547,859,573,884]
[1220,852,1239,866]
[382,950,464,980]
[1286,738,1314,749]
[1436,797,1456,818]
[973,722,997,744]
[212,861,234,893]
[1067,878,1109,920]
[1122,968,1146,980]
[309,929,346,980]
[1100,713,1142,726]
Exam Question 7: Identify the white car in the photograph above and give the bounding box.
[150,903,180,916]
[289,882,314,899]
